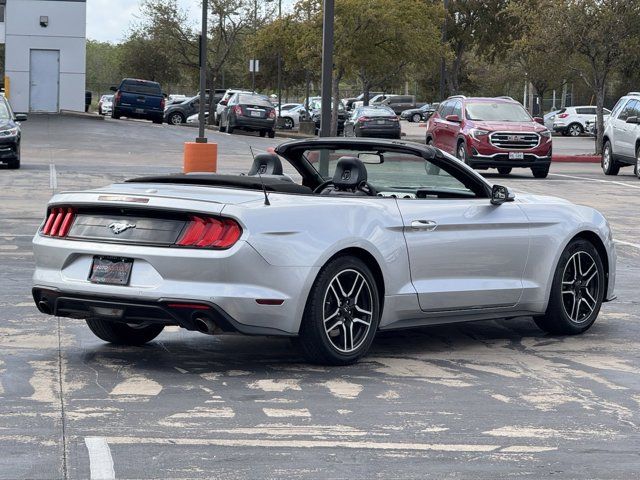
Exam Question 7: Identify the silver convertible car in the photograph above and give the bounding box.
[32,138,616,365]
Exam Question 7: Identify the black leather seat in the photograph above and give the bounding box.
[248,153,283,176]
[322,156,370,196]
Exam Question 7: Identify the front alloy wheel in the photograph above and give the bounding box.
[534,238,604,335]
[602,141,620,175]
[169,113,184,125]
[568,123,583,136]
[298,256,379,365]
[412,113,422,123]
[457,142,469,165]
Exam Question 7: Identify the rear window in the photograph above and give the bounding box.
[360,106,395,116]
[121,80,162,95]
[238,95,272,107]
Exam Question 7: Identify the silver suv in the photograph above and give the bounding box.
[602,92,640,178]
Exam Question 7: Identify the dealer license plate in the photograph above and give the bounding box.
[89,256,133,285]
[135,108,145,114]
[250,110,262,117]
[508,152,524,160]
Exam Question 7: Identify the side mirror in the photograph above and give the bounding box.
[626,116,639,124]
[490,184,515,205]
[15,114,28,122]
[219,100,228,106]
[534,117,544,124]
[445,114,460,123]
[109,86,118,92]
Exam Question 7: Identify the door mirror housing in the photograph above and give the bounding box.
[15,114,28,122]
[626,116,640,124]
[533,116,544,124]
[490,184,515,205]
[109,86,118,92]
[445,114,461,123]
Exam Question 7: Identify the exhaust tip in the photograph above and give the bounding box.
[38,300,52,315]
[193,315,220,335]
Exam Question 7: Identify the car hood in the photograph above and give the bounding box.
[471,121,547,133]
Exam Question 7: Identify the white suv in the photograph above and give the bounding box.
[601,92,640,178]
[553,105,610,136]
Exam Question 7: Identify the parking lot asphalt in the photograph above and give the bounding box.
[1,115,639,479]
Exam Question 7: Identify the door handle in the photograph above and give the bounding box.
[410,220,438,231]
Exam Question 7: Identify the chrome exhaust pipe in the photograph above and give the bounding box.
[193,316,220,335]
[38,300,52,315]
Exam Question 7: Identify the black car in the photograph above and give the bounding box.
[400,103,437,123]
[219,93,276,137]
[307,97,347,134]
[164,96,201,125]
[344,105,401,139]
[0,96,27,169]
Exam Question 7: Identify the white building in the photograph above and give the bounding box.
[2,0,86,113]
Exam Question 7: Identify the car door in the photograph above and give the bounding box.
[396,164,529,312]
[431,101,453,151]
[614,99,638,158]
[441,100,462,153]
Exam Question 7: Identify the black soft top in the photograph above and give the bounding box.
[126,174,312,195]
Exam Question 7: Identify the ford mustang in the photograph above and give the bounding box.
[32,138,616,365]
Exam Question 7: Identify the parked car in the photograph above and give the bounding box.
[425,95,552,178]
[214,89,253,125]
[97,95,113,116]
[585,114,610,137]
[164,96,202,125]
[278,103,302,112]
[601,92,640,178]
[342,92,383,111]
[32,137,616,364]
[0,96,27,169]
[543,110,560,131]
[380,95,426,115]
[110,78,165,124]
[165,94,187,106]
[186,112,208,124]
[278,104,307,130]
[308,97,348,134]
[401,103,437,123]
[218,93,276,137]
[553,105,611,136]
[344,105,401,139]
[351,94,397,110]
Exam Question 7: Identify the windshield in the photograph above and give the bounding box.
[302,147,479,197]
[465,102,532,122]
[0,102,11,120]
[309,99,344,111]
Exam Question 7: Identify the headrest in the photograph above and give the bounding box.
[248,153,283,176]
[332,156,368,190]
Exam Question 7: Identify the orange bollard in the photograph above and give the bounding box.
[183,142,218,173]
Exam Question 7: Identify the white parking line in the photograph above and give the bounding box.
[550,173,640,190]
[49,163,57,190]
[615,239,640,250]
[84,437,115,480]
[104,436,556,454]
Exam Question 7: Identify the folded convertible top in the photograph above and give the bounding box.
[126,174,312,195]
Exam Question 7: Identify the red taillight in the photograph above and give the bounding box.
[233,105,243,116]
[268,109,276,119]
[160,98,165,109]
[357,116,371,123]
[176,216,242,249]
[558,113,569,118]
[41,207,76,238]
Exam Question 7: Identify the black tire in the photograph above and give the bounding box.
[152,117,163,124]
[456,140,470,166]
[635,145,640,179]
[259,130,266,137]
[111,109,121,120]
[226,119,234,134]
[85,319,164,346]
[268,129,276,139]
[534,238,604,335]
[218,116,226,132]
[168,112,185,125]
[412,113,422,123]
[532,165,550,178]
[283,117,294,129]
[601,141,620,175]
[298,256,380,365]
[497,167,512,175]
[567,123,583,137]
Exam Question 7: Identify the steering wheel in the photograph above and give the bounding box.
[313,180,334,194]
[357,181,378,196]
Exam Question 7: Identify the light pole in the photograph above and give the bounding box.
[266,0,282,117]
[252,0,257,91]
[197,0,208,143]
[319,0,334,139]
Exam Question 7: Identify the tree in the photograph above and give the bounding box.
[119,32,182,85]
[550,0,640,153]
[85,40,123,94]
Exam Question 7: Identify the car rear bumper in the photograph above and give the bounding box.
[356,126,401,138]
[233,116,276,130]
[115,105,163,119]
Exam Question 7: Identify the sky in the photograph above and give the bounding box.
[86,0,200,43]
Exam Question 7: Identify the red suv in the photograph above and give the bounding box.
[425,96,552,178]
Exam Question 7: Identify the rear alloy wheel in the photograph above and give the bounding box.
[412,113,422,123]
[497,167,512,175]
[531,165,550,178]
[601,141,620,175]
[567,123,583,137]
[298,256,380,365]
[534,239,604,335]
[169,112,185,125]
[85,318,164,346]
[283,117,294,129]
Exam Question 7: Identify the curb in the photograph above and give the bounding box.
[552,155,599,163]
[60,110,105,121]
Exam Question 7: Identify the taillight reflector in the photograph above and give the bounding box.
[558,113,569,118]
[41,207,76,238]
[176,216,242,249]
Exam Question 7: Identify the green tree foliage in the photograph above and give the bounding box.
[86,40,123,93]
